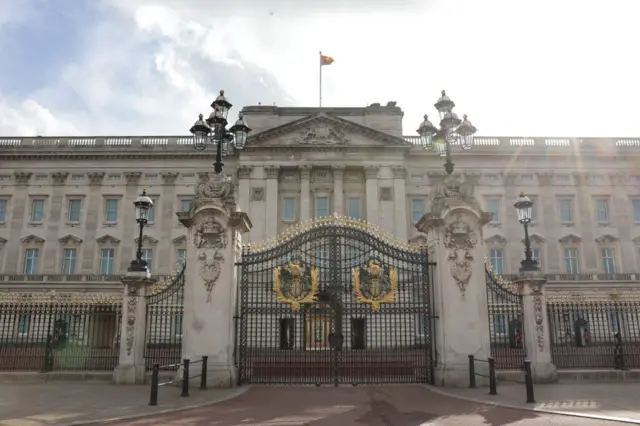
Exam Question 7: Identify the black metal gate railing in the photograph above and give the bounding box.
[237,217,434,386]
[144,265,185,371]
[485,266,526,370]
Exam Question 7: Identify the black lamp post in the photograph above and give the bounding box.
[514,192,539,272]
[129,189,153,272]
[416,90,478,175]
[190,90,252,174]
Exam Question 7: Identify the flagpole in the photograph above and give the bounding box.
[319,50,322,107]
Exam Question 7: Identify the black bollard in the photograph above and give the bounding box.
[468,355,476,389]
[200,356,208,390]
[488,357,497,395]
[181,359,190,397]
[524,360,535,403]
[149,364,159,406]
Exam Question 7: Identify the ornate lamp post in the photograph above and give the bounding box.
[129,189,153,272]
[514,192,539,272]
[190,90,252,174]
[417,90,478,175]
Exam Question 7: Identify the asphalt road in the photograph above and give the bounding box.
[105,385,627,426]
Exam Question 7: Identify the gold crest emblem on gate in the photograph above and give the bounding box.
[352,259,398,312]
[273,261,319,311]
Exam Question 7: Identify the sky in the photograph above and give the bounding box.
[0,0,638,138]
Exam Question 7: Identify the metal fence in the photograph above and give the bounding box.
[485,266,526,370]
[547,295,640,369]
[0,292,122,371]
[144,265,185,371]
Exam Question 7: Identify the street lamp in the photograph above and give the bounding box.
[514,192,539,272]
[129,189,153,272]
[190,90,252,174]
[417,90,478,175]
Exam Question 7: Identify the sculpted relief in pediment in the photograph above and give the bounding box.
[290,125,350,145]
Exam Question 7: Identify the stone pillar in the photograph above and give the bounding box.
[43,172,67,273]
[392,167,408,241]
[300,166,311,222]
[4,172,31,273]
[332,166,345,216]
[416,174,493,387]
[514,271,558,383]
[265,166,279,238]
[177,173,252,388]
[365,166,379,225]
[237,166,252,219]
[113,270,156,384]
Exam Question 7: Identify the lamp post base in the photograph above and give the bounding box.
[519,258,539,272]
[128,260,149,273]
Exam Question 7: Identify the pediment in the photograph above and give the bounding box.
[247,113,410,148]
[485,234,508,245]
[172,235,187,245]
[134,235,159,246]
[0,236,7,245]
[522,234,546,244]
[21,234,45,245]
[409,235,428,246]
[59,234,83,245]
[595,234,619,244]
[559,234,582,244]
[97,234,121,245]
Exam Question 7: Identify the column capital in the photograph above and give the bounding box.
[87,172,105,186]
[238,166,252,179]
[50,172,68,186]
[536,172,553,186]
[300,165,312,179]
[14,172,32,186]
[124,172,142,186]
[364,166,379,179]
[332,165,346,178]
[161,172,179,184]
[391,166,406,179]
[265,166,280,179]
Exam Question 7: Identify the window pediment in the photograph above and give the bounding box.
[172,235,187,245]
[0,236,7,246]
[522,234,546,244]
[21,234,44,245]
[484,234,508,245]
[559,234,582,244]
[595,234,619,244]
[97,234,121,245]
[59,234,83,245]
[134,235,159,246]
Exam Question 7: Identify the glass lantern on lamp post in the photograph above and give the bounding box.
[514,192,539,272]
[189,90,252,174]
[129,189,153,272]
[417,90,478,175]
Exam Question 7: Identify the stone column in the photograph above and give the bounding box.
[4,172,31,273]
[81,172,105,272]
[365,166,379,225]
[265,166,279,238]
[43,172,68,273]
[113,270,156,384]
[300,166,311,222]
[237,166,252,220]
[177,173,252,387]
[332,166,345,216]
[416,174,493,387]
[392,167,408,241]
[514,272,558,383]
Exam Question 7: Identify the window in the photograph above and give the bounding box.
[142,249,153,270]
[283,197,296,222]
[30,199,44,222]
[489,249,504,274]
[486,199,500,223]
[18,314,30,335]
[0,199,6,223]
[61,248,77,275]
[595,199,609,224]
[532,248,541,269]
[315,196,329,218]
[279,318,295,350]
[347,197,361,220]
[351,318,366,350]
[633,200,640,223]
[24,249,39,275]
[68,199,81,222]
[411,199,425,224]
[530,200,538,222]
[493,315,506,334]
[100,248,115,274]
[601,248,616,274]
[610,312,619,332]
[180,199,191,212]
[177,249,187,269]
[148,200,156,223]
[105,199,118,223]
[564,248,579,274]
[559,199,573,223]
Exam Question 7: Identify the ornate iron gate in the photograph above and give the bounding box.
[237,217,434,385]
[485,266,526,370]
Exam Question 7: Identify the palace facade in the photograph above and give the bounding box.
[1,103,640,291]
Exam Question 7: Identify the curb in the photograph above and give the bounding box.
[424,385,640,424]
[58,386,251,426]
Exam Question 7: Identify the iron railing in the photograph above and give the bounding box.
[485,266,526,370]
[547,295,640,369]
[144,265,185,371]
[0,292,122,371]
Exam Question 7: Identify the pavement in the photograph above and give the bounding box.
[1,382,638,426]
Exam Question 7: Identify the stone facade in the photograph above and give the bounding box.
[1,104,640,288]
